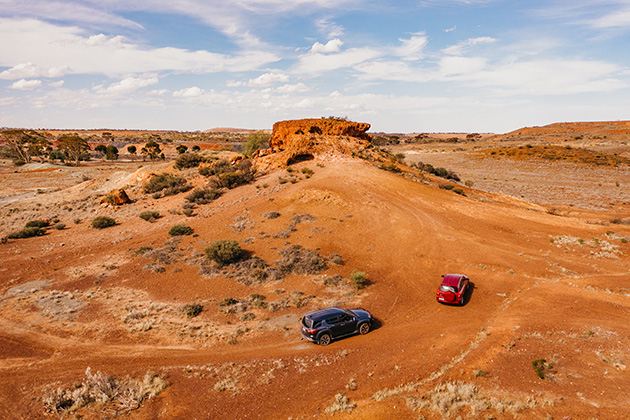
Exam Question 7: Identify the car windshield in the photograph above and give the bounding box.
[440,285,457,293]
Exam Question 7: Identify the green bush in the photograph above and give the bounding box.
[174,153,205,169]
[143,173,191,196]
[25,219,50,228]
[139,211,160,222]
[91,216,116,229]
[532,358,551,379]
[350,271,369,290]
[185,188,222,205]
[53,222,66,230]
[205,239,243,266]
[243,131,270,157]
[7,226,45,239]
[168,224,193,236]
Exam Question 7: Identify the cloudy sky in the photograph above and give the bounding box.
[1,0,629,133]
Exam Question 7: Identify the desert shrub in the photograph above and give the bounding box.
[168,224,193,236]
[328,253,344,265]
[243,131,270,157]
[183,208,194,217]
[192,145,200,152]
[91,216,116,229]
[7,226,45,239]
[182,303,203,318]
[248,293,267,308]
[174,153,205,169]
[532,358,552,379]
[143,173,191,197]
[301,167,314,177]
[262,211,280,219]
[231,257,281,285]
[139,210,160,222]
[25,219,50,228]
[325,393,356,414]
[185,188,221,205]
[205,239,243,266]
[53,222,66,230]
[277,245,327,275]
[42,367,168,416]
[440,184,455,190]
[217,171,254,189]
[199,159,231,177]
[350,271,369,289]
[452,188,465,196]
[219,297,238,307]
[380,163,401,173]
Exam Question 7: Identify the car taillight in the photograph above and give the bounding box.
[306,328,317,334]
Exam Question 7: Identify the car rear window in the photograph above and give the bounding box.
[302,317,313,328]
[440,285,457,293]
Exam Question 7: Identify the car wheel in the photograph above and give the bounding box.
[359,323,370,335]
[319,333,331,346]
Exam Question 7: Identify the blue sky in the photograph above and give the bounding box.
[1,0,629,133]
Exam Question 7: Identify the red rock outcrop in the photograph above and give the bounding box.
[100,188,131,206]
[254,118,372,170]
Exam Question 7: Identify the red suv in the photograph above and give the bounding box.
[436,274,469,305]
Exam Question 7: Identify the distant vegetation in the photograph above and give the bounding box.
[483,145,630,166]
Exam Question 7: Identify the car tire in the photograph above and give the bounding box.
[319,333,331,346]
[359,322,370,335]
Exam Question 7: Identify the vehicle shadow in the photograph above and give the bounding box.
[370,317,384,331]
[462,282,476,306]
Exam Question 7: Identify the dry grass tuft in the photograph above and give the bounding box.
[43,367,167,417]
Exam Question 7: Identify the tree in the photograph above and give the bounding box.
[105,145,119,160]
[192,145,200,152]
[243,131,270,157]
[0,129,50,165]
[94,144,107,158]
[57,134,90,166]
[141,141,162,160]
[176,145,188,154]
[127,145,137,155]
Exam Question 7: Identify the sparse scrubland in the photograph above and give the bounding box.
[0,120,629,419]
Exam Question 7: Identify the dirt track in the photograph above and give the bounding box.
[1,145,630,418]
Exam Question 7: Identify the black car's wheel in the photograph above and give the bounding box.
[319,333,331,346]
[359,322,370,335]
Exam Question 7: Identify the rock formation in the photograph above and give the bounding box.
[254,118,372,170]
[100,188,131,206]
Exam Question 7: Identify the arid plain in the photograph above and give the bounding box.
[1,120,629,419]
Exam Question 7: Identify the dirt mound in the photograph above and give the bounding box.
[254,118,372,170]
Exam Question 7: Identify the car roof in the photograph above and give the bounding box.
[304,307,346,321]
[441,274,466,286]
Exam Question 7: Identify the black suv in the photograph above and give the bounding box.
[300,307,373,346]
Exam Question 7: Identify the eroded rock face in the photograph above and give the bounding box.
[101,188,131,205]
[255,118,372,170]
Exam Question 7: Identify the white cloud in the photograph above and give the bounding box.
[445,26,457,32]
[276,83,310,93]
[49,80,65,87]
[0,19,279,77]
[310,39,343,53]
[10,79,42,90]
[294,47,382,74]
[0,62,71,80]
[394,32,428,61]
[94,75,159,94]
[173,86,204,97]
[248,72,290,87]
[442,37,497,55]
[316,17,345,38]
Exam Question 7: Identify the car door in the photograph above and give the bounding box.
[325,316,342,338]
[338,313,357,335]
